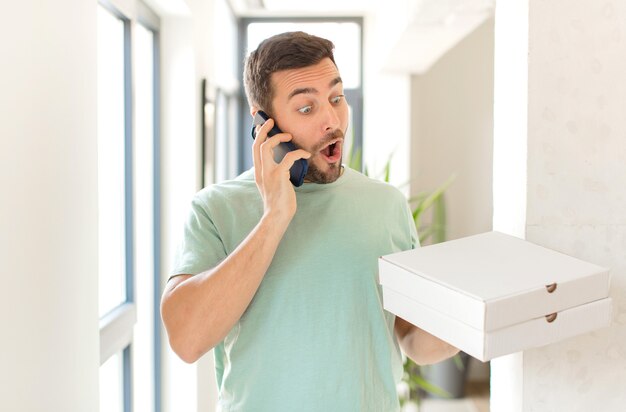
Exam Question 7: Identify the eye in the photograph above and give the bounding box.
[298,105,312,114]
[331,95,345,104]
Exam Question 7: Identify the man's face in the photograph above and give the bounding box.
[268,58,349,184]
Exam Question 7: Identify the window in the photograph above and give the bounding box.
[246,22,361,89]
[97,3,128,321]
[238,18,364,174]
[99,351,125,412]
[214,88,240,183]
[97,2,161,411]
[97,5,133,411]
[132,15,161,412]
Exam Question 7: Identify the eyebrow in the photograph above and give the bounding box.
[287,76,343,100]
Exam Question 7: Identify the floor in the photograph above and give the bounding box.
[402,381,490,412]
[465,381,490,412]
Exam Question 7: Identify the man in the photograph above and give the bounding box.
[161,31,458,411]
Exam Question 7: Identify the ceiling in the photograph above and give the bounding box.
[230,0,376,15]
[230,0,494,74]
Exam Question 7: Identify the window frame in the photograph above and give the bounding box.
[97,3,134,411]
[237,17,365,175]
[97,1,161,411]
[135,5,163,411]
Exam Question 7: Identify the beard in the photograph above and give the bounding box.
[301,129,345,184]
[305,157,343,184]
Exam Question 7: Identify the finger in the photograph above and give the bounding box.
[253,138,262,184]
[277,149,311,172]
[259,133,293,170]
[252,119,274,182]
[261,132,293,152]
[253,118,274,145]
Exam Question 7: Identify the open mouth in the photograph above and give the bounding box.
[320,139,343,163]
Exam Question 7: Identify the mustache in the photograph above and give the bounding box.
[311,129,345,153]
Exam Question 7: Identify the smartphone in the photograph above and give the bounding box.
[251,110,308,187]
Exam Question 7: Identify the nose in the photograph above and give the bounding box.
[322,103,341,132]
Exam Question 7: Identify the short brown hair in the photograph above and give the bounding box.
[243,31,336,115]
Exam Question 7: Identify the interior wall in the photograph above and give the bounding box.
[490,0,528,409]
[522,0,626,410]
[407,17,495,383]
[363,1,413,193]
[0,0,100,410]
[160,1,237,411]
[160,13,201,412]
[409,18,495,242]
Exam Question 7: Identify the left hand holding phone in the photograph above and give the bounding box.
[252,117,311,226]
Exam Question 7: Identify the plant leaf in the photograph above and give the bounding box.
[412,374,451,398]
[383,155,392,183]
[452,353,465,371]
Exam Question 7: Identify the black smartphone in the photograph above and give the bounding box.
[251,110,308,187]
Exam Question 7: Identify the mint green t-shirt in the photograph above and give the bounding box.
[172,167,418,412]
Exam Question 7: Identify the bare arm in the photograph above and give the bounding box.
[394,316,459,365]
[161,118,310,363]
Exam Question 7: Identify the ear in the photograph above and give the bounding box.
[250,106,259,117]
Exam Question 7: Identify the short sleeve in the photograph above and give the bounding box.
[170,195,228,278]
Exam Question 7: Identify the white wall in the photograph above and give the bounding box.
[159,1,237,411]
[493,0,626,410]
[409,18,495,242]
[160,13,201,412]
[362,1,413,192]
[490,0,528,409]
[0,1,99,410]
[406,16,495,384]
[523,0,626,410]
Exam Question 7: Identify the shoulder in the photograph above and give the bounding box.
[193,169,258,209]
[343,167,407,202]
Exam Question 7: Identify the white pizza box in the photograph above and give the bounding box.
[378,231,612,362]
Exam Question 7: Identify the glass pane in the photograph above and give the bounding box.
[247,22,361,88]
[133,22,155,412]
[215,91,229,183]
[97,5,127,317]
[99,351,124,412]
